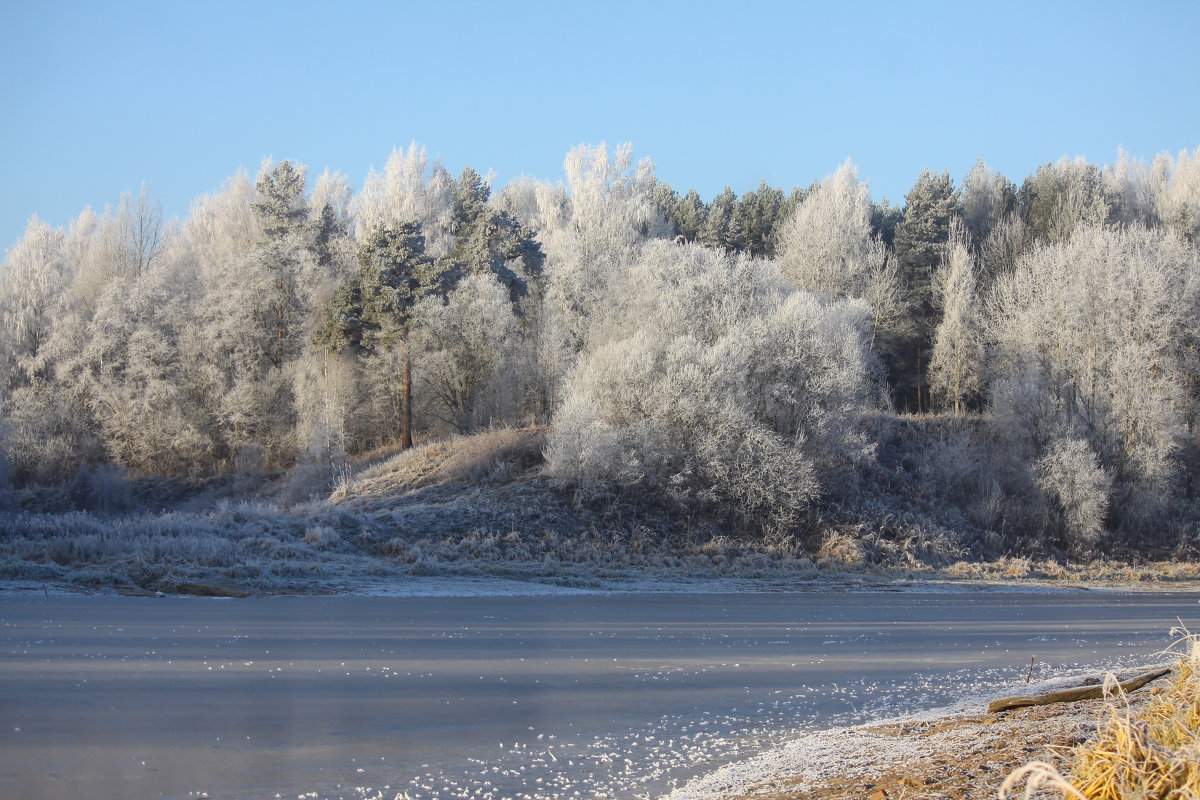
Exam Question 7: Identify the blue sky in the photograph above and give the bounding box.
[2,0,1198,253]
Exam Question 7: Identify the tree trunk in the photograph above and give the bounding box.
[987,667,1171,713]
[275,280,285,368]
[401,338,412,450]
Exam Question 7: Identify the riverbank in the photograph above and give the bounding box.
[670,668,1176,800]
[2,427,1198,598]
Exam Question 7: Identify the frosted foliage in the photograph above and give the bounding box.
[1035,437,1111,549]
[988,225,1198,503]
[959,160,1013,246]
[0,216,68,384]
[412,273,519,432]
[83,261,217,475]
[1023,157,1111,245]
[353,142,455,257]
[546,242,873,533]
[1103,149,1156,227]
[560,143,668,262]
[775,161,901,344]
[979,213,1029,282]
[293,350,356,460]
[929,220,983,413]
[1152,148,1200,242]
[308,168,353,226]
[603,240,789,347]
[542,143,670,355]
[180,172,261,281]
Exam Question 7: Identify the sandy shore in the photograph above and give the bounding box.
[671,674,1165,800]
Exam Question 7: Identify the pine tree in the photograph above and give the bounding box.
[449,210,544,304]
[253,159,310,368]
[315,221,446,448]
[1017,158,1111,245]
[890,169,959,412]
[674,189,707,243]
[452,165,490,229]
[700,187,738,250]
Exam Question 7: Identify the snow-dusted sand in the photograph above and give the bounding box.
[1,591,1196,800]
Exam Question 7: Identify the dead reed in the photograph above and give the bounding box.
[1002,628,1200,800]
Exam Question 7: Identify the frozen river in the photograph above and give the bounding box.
[1,589,1197,800]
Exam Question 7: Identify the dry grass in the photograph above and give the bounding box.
[332,426,547,500]
[940,557,1200,586]
[1002,630,1200,800]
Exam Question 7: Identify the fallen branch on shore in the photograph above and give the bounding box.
[988,667,1172,713]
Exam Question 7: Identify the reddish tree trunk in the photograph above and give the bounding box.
[401,338,412,449]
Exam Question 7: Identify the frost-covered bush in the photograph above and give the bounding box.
[1034,437,1111,551]
[987,224,1200,532]
[412,272,520,433]
[545,241,876,536]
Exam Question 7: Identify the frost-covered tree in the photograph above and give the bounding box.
[82,257,217,475]
[412,273,519,432]
[775,160,902,349]
[0,217,91,481]
[929,220,983,414]
[699,186,742,251]
[526,142,670,405]
[545,241,875,536]
[1018,157,1112,245]
[1034,437,1112,551]
[674,188,707,243]
[739,181,792,258]
[891,169,960,411]
[1103,149,1157,229]
[315,221,446,448]
[0,217,68,390]
[959,160,1015,252]
[447,165,544,304]
[253,158,312,369]
[987,224,1200,529]
[308,168,355,274]
[1150,148,1200,243]
[354,142,455,256]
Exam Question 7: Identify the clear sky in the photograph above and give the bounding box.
[2,0,1198,254]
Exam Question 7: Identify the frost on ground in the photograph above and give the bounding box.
[2,427,1199,598]
[665,667,1166,800]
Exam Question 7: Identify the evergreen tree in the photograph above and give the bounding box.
[1017,158,1112,245]
[674,189,707,243]
[252,159,310,368]
[870,198,902,248]
[449,210,544,304]
[740,181,789,258]
[890,169,959,412]
[315,221,445,448]
[452,165,490,229]
[700,186,739,250]
[649,180,681,237]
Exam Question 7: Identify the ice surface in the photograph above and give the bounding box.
[0,591,1196,800]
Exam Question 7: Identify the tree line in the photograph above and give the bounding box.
[2,143,1199,551]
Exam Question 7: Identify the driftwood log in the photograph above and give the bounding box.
[988,667,1172,713]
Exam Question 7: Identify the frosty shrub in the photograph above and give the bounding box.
[545,241,875,536]
[774,160,902,348]
[412,272,519,433]
[987,224,1200,528]
[1035,437,1112,551]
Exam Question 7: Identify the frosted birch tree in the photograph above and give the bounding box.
[987,224,1199,527]
[929,220,983,414]
[775,160,902,349]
